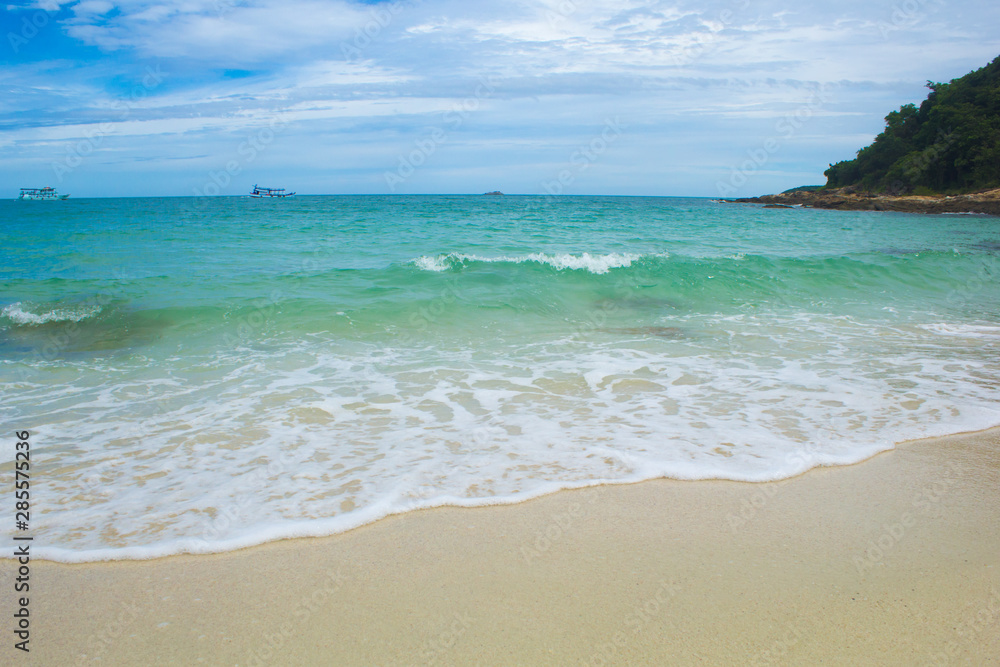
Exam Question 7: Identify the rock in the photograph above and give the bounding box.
[727,187,1000,216]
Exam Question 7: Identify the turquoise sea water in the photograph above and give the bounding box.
[2,195,999,561]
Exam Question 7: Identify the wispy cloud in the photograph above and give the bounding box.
[64,0,375,62]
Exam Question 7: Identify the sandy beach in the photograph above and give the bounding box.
[4,427,999,666]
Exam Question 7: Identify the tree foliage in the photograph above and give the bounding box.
[824,55,1000,194]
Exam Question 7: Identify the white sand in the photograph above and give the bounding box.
[3,428,999,665]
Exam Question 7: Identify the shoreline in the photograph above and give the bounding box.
[3,427,999,664]
[726,186,1000,215]
[22,420,1000,565]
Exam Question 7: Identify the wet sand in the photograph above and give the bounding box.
[4,428,999,665]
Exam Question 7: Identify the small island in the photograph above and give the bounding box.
[730,55,1000,215]
[484,191,504,196]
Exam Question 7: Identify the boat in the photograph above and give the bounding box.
[18,187,69,201]
[250,185,295,198]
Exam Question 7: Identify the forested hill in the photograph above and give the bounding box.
[824,55,1000,194]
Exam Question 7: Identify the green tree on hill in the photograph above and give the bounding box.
[824,55,1000,194]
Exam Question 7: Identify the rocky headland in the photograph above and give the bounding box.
[727,187,1000,216]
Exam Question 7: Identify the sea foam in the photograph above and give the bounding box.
[1,302,102,326]
[12,310,1000,563]
[411,252,647,274]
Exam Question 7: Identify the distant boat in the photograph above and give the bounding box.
[250,185,295,198]
[18,187,69,201]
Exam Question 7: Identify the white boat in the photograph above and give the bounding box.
[250,185,295,198]
[19,187,69,200]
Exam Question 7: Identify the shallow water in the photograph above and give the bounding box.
[2,195,999,561]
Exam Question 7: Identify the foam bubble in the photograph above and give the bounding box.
[7,310,1000,563]
[413,255,450,272]
[411,252,647,274]
[920,323,1000,337]
[1,302,102,326]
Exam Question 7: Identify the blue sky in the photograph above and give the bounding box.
[2,0,998,197]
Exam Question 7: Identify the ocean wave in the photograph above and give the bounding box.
[12,310,1000,563]
[1,302,102,326]
[920,323,1000,337]
[411,252,650,274]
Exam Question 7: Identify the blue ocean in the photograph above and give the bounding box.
[2,195,999,561]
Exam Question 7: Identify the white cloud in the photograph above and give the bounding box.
[3,0,1000,196]
[30,0,71,10]
[74,0,114,15]
[63,0,379,62]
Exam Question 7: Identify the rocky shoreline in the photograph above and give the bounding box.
[726,187,1000,216]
